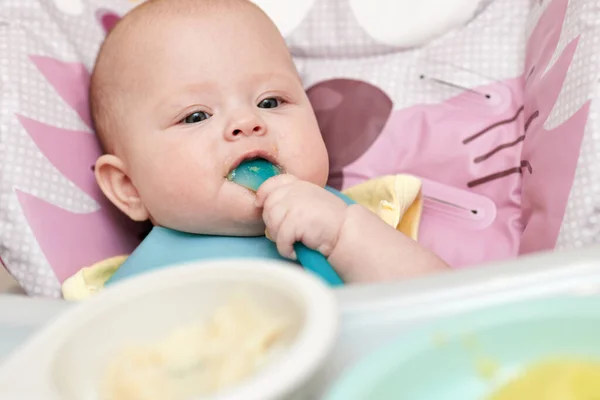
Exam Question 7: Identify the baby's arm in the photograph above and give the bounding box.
[328,204,449,283]
[255,175,448,284]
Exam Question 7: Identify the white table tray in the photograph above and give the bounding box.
[2,246,600,398]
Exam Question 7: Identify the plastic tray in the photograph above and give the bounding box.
[2,246,600,398]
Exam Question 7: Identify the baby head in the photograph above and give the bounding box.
[91,0,329,236]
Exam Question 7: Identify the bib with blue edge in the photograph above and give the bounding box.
[107,187,354,286]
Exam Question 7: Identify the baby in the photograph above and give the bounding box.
[90,0,448,284]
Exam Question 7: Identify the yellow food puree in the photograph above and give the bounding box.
[487,359,600,400]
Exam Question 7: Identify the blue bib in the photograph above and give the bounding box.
[107,187,354,286]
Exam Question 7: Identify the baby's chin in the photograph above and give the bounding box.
[163,205,266,237]
[228,222,268,237]
[187,219,266,237]
[155,217,265,237]
[226,209,267,236]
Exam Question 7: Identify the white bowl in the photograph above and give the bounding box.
[0,259,339,400]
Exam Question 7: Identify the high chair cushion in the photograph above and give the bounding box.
[0,0,597,297]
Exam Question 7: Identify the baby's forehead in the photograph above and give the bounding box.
[111,1,273,64]
[121,0,260,34]
[114,6,290,78]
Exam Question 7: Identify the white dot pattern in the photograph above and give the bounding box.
[525,0,548,39]
[554,0,600,250]
[286,0,396,58]
[293,0,527,109]
[545,0,600,130]
[52,0,85,15]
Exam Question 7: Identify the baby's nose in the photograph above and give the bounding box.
[225,114,267,140]
[232,124,264,136]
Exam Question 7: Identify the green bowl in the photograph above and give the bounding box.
[325,296,600,400]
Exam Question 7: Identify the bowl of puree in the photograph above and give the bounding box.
[325,296,600,400]
[0,259,338,400]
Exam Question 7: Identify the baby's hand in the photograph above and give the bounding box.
[255,175,348,260]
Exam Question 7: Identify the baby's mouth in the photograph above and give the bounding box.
[226,157,282,192]
[226,152,281,178]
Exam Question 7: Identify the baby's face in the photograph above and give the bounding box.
[105,5,328,235]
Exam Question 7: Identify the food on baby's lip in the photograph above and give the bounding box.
[227,157,281,192]
[486,359,600,400]
[101,295,291,400]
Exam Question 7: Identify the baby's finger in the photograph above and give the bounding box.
[262,202,289,241]
[255,174,298,207]
[273,216,298,260]
[260,182,290,214]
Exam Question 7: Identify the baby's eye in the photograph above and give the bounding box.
[257,97,282,109]
[181,111,211,124]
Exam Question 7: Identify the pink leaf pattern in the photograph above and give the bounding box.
[14,10,148,283]
[519,0,589,253]
[16,115,103,202]
[29,55,92,129]
[16,190,144,283]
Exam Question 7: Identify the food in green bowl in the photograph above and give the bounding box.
[325,297,600,400]
[486,359,600,400]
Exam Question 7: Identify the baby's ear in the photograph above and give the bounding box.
[94,155,150,222]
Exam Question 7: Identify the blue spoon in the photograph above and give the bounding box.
[227,158,343,286]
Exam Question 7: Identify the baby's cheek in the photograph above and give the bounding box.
[306,160,329,187]
[297,141,329,186]
[140,159,214,214]
[148,176,222,231]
